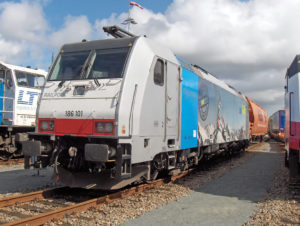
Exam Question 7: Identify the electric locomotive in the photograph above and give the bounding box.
[285,55,300,181]
[0,61,47,160]
[23,26,249,190]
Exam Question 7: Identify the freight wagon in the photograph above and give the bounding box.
[268,110,285,142]
[0,61,47,160]
[22,26,249,190]
[285,55,300,181]
[246,97,268,141]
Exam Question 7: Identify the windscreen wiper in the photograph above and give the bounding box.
[80,50,95,79]
[94,78,100,87]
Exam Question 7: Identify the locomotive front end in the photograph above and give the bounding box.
[23,37,140,190]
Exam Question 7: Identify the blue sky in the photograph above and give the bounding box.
[0,0,299,114]
[44,0,170,31]
[30,0,172,68]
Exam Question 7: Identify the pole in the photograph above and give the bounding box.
[128,1,130,32]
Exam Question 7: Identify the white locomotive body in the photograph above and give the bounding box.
[23,26,249,189]
[0,61,47,159]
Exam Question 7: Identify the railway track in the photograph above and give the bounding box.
[0,142,264,226]
[0,171,192,226]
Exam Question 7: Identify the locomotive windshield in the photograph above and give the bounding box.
[49,47,130,81]
[15,71,45,88]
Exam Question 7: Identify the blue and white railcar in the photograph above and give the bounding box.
[0,61,47,159]
[23,26,249,190]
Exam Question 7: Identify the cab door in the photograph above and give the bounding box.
[0,68,14,125]
[165,61,180,145]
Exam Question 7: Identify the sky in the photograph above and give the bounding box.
[0,0,299,115]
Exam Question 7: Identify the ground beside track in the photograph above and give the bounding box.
[125,142,283,226]
[246,141,300,225]
[0,167,55,196]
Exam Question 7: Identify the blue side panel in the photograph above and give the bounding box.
[280,111,285,130]
[180,68,199,149]
[0,83,3,124]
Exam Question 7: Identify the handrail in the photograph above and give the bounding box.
[164,62,167,142]
[177,66,182,141]
[129,84,138,136]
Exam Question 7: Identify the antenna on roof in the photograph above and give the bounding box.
[122,1,143,32]
[103,25,136,38]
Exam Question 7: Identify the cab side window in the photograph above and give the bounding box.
[0,70,4,84]
[154,59,164,86]
[5,70,13,88]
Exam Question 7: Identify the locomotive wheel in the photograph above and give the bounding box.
[289,149,300,182]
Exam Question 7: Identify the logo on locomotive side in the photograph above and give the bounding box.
[17,90,39,105]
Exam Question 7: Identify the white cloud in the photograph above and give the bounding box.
[0,0,93,68]
[97,0,300,115]
[0,35,25,63]
[0,0,299,115]
[126,0,300,66]
[49,15,93,49]
[0,0,47,66]
[0,0,47,42]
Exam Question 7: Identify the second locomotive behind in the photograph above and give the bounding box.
[0,62,47,160]
[23,26,250,190]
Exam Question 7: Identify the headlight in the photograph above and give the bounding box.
[95,122,105,132]
[105,122,113,133]
[94,121,114,134]
[40,121,49,130]
[39,120,55,131]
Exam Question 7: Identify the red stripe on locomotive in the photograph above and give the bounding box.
[37,118,115,137]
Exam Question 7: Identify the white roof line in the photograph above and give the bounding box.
[0,61,48,76]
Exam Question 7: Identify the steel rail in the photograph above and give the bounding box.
[2,142,264,226]
[1,169,193,226]
[0,158,24,165]
[0,188,63,208]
